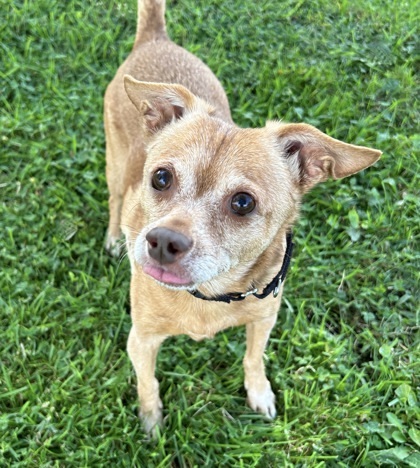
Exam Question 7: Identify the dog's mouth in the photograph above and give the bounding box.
[143,264,194,288]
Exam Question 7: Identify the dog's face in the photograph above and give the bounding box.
[134,115,299,291]
[122,76,381,293]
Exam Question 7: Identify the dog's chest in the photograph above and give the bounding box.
[178,307,240,341]
[166,298,272,341]
[141,298,254,340]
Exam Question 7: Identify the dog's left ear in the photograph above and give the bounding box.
[124,75,214,133]
[268,122,382,192]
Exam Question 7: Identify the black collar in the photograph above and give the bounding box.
[188,231,294,304]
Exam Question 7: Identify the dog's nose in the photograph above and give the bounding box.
[146,227,192,264]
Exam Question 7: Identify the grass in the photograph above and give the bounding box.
[1,0,419,465]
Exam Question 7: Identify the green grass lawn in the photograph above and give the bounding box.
[1,0,419,465]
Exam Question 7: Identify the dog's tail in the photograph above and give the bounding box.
[134,0,168,47]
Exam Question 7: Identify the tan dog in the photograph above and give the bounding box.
[104,0,381,434]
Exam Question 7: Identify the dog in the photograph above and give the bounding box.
[104,0,381,434]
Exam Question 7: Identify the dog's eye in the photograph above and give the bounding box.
[231,192,255,216]
[152,168,173,191]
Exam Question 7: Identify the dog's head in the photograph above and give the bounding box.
[122,75,381,294]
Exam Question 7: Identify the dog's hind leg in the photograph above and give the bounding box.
[104,103,126,256]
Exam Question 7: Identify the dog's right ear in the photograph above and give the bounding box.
[124,75,214,133]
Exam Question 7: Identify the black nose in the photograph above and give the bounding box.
[146,227,192,264]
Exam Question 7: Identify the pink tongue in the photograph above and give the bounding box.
[143,265,190,285]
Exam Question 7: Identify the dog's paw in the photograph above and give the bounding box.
[246,384,276,419]
[105,233,123,257]
[139,400,163,437]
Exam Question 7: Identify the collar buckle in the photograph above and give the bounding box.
[240,288,258,298]
[273,278,282,298]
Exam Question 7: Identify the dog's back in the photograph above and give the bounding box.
[105,0,231,129]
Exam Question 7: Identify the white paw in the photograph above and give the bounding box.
[139,400,163,436]
[105,233,123,257]
[247,384,276,419]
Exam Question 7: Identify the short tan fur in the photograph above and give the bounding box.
[104,0,381,434]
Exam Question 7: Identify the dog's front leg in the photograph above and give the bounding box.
[127,326,166,434]
[243,314,277,419]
